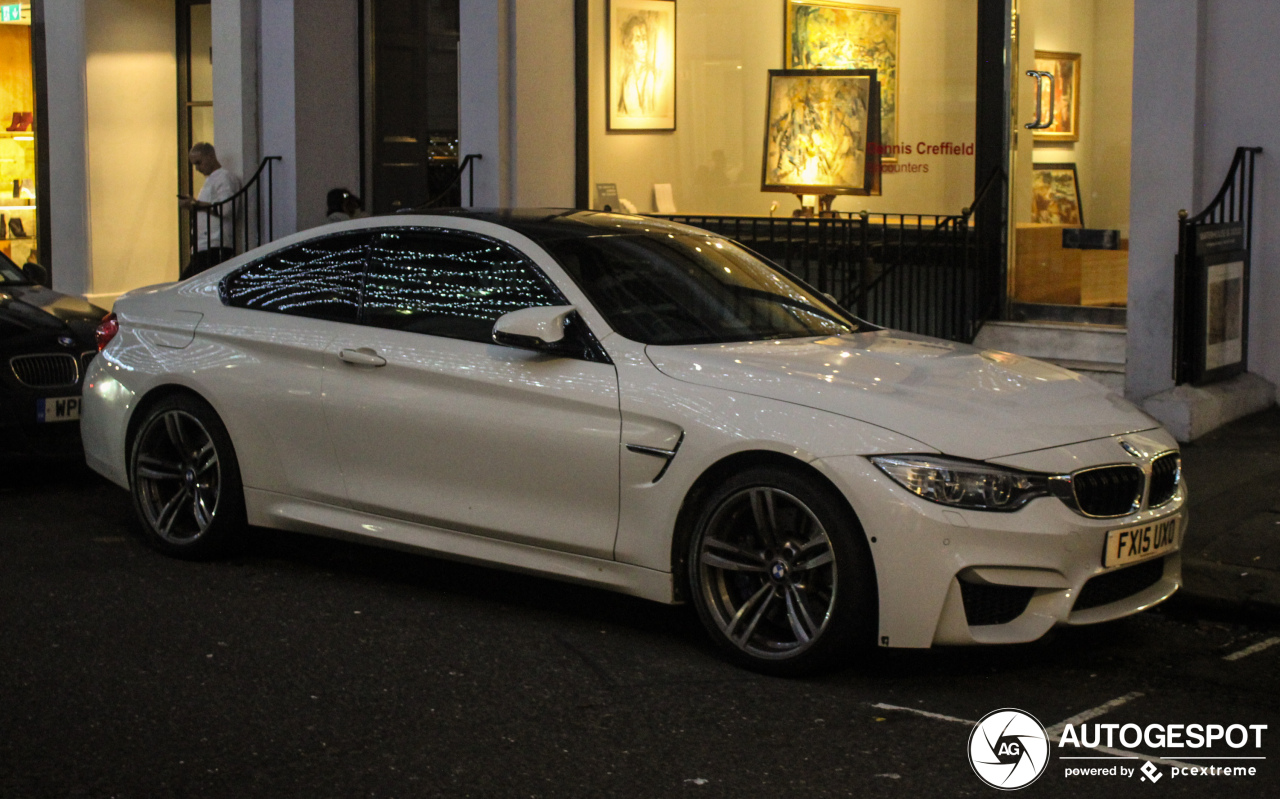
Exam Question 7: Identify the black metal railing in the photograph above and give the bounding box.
[654,169,1006,343]
[403,153,484,213]
[188,156,282,258]
[1173,146,1262,384]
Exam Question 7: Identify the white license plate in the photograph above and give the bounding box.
[1103,515,1179,568]
[37,396,81,423]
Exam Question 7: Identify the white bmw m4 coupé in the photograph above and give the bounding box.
[82,210,1185,674]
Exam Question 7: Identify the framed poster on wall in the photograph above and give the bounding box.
[1032,50,1081,142]
[761,69,881,196]
[785,1,899,160]
[1031,162,1083,226]
[607,0,676,131]
[1186,223,1250,385]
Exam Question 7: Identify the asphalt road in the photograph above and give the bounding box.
[3,463,1278,798]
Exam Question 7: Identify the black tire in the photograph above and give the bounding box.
[128,394,246,560]
[686,466,876,676]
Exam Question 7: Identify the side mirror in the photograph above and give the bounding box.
[22,262,49,287]
[492,305,577,353]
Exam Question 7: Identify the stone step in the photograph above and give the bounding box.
[1044,359,1126,394]
[973,320,1127,365]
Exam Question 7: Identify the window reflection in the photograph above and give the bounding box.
[363,232,563,343]
[221,234,365,322]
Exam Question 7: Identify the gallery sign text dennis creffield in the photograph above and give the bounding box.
[870,141,974,173]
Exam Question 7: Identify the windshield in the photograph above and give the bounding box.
[544,232,864,345]
[0,252,29,285]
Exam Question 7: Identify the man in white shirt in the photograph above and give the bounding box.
[179,142,242,279]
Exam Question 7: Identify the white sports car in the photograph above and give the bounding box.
[82,210,1185,674]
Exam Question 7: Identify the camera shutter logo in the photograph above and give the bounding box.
[968,708,1050,790]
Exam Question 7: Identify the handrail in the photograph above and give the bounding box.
[401,153,484,213]
[189,156,283,258]
[1173,146,1263,384]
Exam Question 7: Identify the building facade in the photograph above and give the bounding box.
[19,0,1280,433]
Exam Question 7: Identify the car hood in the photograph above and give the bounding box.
[0,284,107,343]
[645,330,1158,460]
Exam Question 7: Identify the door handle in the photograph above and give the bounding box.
[1025,70,1056,130]
[339,347,387,367]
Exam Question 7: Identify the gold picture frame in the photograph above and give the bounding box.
[607,0,677,131]
[761,69,881,196]
[1032,50,1080,142]
[785,1,899,158]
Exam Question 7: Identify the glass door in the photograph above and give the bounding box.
[1007,0,1134,325]
[177,0,214,255]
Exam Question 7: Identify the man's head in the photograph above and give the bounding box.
[188,142,220,176]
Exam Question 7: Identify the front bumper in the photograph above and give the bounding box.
[818,429,1186,649]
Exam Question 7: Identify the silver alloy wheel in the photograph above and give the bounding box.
[697,486,838,659]
[133,410,221,544]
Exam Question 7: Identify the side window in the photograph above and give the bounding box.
[221,233,366,323]
[363,230,565,342]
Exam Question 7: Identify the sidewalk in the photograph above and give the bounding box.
[1177,404,1280,617]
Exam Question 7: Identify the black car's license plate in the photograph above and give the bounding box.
[37,396,81,423]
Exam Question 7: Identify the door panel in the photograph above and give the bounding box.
[321,331,622,558]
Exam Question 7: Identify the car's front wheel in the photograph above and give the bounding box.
[687,466,876,675]
[128,394,245,559]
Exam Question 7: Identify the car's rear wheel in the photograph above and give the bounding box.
[129,394,245,559]
[687,466,876,675]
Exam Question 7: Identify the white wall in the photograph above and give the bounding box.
[460,0,576,208]
[294,0,360,230]
[1197,0,1280,389]
[1128,0,1280,399]
[84,0,179,301]
[41,1,92,296]
[258,0,360,236]
[1126,0,1200,401]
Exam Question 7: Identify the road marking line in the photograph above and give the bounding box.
[870,699,1196,769]
[1223,636,1280,661]
[1045,692,1144,737]
[870,703,975,725]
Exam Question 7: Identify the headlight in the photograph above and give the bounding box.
[870,455,1053,512]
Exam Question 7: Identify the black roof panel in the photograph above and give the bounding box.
[395,208,713,244]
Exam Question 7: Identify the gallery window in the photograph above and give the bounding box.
[586,0,978,219]
[0,2,38,267]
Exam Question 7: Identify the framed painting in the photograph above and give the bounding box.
[1033,50,1080,142]
[761,69,881,196]
[785,1,899,158]
[607,0,676,131]
[1031,162,1083,226]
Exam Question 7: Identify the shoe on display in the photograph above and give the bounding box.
[4,112,21,131]
[9,217,28,238]
[19,112,32,131]
[0,214,6,240]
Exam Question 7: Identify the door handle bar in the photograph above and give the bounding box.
[339,347,387,367]
[1025,70,1056,130]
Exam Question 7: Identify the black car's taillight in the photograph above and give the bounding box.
[95,312,119,351]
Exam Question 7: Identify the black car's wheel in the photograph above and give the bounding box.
[128,394,245,559]
[687,466,876,675]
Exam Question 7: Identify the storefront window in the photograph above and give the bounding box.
[587,0,977,218]
[0,2,36,266]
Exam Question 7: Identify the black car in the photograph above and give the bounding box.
[0,254,107,459]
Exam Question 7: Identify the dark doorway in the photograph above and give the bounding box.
[370,0,460,214]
